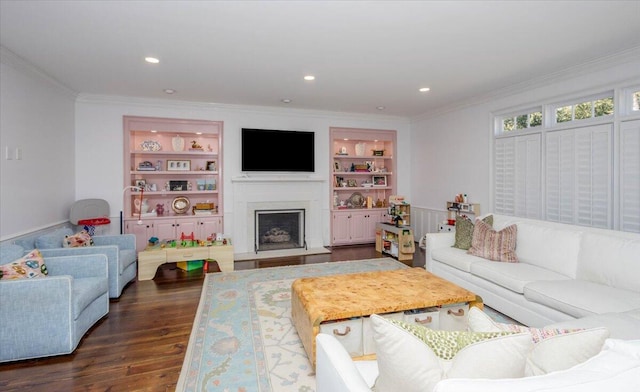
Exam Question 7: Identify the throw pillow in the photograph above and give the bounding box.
[467,220,518,262]
[453,214,494,250]
[370,314,532,392]
[63,230,94,248]
[0,249,48,280]
[467,307,610,376]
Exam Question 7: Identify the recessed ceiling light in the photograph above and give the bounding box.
[163,89,176,94]
[150,130,157,133]
[419,87,431,92]
[145,57,160,64]
[376,106,386,110]
[304,75,315,81]
[281,99,292,103]
[195,132,202,135]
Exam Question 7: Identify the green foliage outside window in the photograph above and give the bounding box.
[503,117,515,132]
[594,97,614,116]
[575,102,592,120]
[530,112,542,127]
[516,114,528,129]
[556,106,572,123]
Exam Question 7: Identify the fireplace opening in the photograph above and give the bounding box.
[255,209,306,253]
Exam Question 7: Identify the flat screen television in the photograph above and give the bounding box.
[242,128,315,172]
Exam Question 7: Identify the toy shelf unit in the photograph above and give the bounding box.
[375,222,415,261]
[440,201,480,232]
[123,116,224,251]
[388,195,411,227]
[329,127,397,245]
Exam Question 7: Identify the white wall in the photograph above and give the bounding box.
[409,53,640,237]
[0,49,76,240]
[75,96,410,246]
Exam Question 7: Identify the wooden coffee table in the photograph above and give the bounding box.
[291,267,482,367]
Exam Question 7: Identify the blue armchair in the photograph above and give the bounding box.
[15,228,137,299]
[0,245,109,363]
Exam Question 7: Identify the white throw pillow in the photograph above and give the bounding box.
[370,314,532,392]
[467,307,610,376]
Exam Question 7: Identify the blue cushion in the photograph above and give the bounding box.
[35,228,74,249]
[0,244,25,265]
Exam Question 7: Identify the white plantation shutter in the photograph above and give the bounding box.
[494,134,541,218]
[495,137,515,215]
[545,124,612,228]
[621,120,640,232]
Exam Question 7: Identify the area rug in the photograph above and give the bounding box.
[176,258,518,392]
[176,257,409,392]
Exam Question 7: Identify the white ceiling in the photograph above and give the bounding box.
[1,0,639,117]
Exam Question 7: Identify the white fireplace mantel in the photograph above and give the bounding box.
[231,176,326,254]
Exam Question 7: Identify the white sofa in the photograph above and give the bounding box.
[315,333,640,392]
[425,214,640,335]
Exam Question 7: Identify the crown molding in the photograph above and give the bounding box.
[0,45,78,100]
[76,93,410,125]
[411,46,640,123]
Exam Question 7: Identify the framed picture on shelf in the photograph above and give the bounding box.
[334,160,341,172]
[206,160,217,171]
[372,175,387,186]
[167,160,191,171]
[134,179,146,188]
[335,176,344,187]
[347,179,358,187]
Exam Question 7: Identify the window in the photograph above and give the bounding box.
[553,93,614,124]
[499,108,542,133]
[493,86,638,232]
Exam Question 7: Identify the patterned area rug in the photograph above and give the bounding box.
[176,257,409,392]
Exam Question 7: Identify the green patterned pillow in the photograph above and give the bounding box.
[370,314,532,392]
[452,214,493,250]
[386,318,513,360]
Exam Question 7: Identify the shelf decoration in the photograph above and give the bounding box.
[172,135,185,151]
[140,140,161,151]
[355,142,366,156]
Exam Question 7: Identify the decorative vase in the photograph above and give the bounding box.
[172,135,185,151]
[355,142,366,156]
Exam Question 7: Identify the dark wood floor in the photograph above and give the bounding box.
[0,244,425,392]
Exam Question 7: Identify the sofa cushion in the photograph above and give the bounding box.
[432,339,640,392]
[453,215,493,250]
[35,228,74,249]
[467,307,609,376]
[514,222,582,278]
[0,244,25,265]
[370,314,532,392]
[431,247,487,273]
[547,308,640,340]
[72,277,109,319]
[468,220,518,262]
[0,249,48,280]
[119,249,137,274]
[524,279,640,318]
[577,232,640,293]
[470,261,568,294]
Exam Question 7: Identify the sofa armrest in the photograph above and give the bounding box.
[316,333,374,392]
[44,254,109,279]
[92,234,136,250]
[0,276,74,357]
[424,232,455,272]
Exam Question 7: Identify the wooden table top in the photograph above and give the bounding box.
[291,267,479,323]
